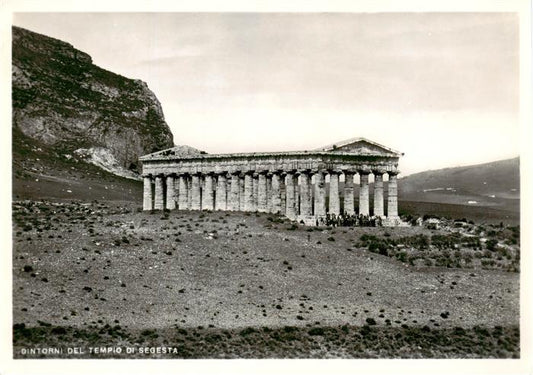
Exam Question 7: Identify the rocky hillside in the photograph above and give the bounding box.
[12,26,174,178]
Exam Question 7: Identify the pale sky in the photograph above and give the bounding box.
[12,12,520,176]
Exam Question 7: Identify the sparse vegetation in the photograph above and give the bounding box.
[12,201,519,359]
[13,323,519,359]
[357,224,519,272]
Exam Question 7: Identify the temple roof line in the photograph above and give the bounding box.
[140,137,402,161]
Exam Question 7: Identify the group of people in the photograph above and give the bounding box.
[316,212,383,227]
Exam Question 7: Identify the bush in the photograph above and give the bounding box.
[51,326,67,335]
[240,327,257,336]
[396,251,407,263]
[368,241,388,255]
[486,239,498,251]
[308,327,325,336]
[365,318,377,325]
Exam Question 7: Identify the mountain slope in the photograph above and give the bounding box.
[398,157,520,211]
[12,26,174,177]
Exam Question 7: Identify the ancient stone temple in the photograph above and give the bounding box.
[140,137,403,226]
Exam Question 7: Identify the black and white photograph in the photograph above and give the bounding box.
[1,1,532,374]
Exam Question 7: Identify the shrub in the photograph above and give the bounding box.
[239,327,257,336]
[396,251,407,263]
[51,326,67,335]
[308,327,325,336]
[365,318,377,325]
[368,241,388,255]
[486,239,498,251]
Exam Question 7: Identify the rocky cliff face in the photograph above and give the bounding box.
[12,26,174,177]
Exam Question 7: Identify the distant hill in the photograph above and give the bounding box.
[398,157,520,212]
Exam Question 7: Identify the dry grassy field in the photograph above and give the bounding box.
[12,200,519,358]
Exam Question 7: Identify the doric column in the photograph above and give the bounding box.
[387,171,399,217]
[244,172,254,211]
[174,175,179,208]
[239,175,245,211]
[229,173,241,211]
[373,170,384,217]
[270,172,282,214]
[300,171,312,216]
[257,171,268,212]
[178,174,188,209]
[313,170,326,217]
[328,171,340,215]
[285,171,297,219]
[343,172,355,215]
[252,173,259,211]
[280,173,286,214]
[215,173,227,210]
[358,170,370,216]
[165,175,176,210]
[154,174,165,210]
[143,175,153,211]
[226,177,232,208]
[191,173,201,210]
[266,173,273,213]
[202,174,215,210]
[186,176,192,209]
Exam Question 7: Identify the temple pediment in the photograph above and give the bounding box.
[316,137,402,157]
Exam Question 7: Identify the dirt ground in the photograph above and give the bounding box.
[12,201,519,358]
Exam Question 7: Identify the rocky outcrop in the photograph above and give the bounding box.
[12,26,174,176]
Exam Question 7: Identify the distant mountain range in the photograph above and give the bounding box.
[398,157,520,212]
